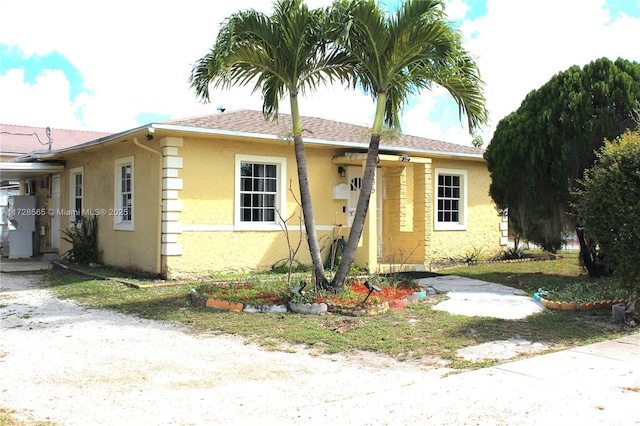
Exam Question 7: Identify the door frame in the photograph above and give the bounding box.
[51,175,61,249]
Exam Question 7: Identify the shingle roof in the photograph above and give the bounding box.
[0,124,111,155]
[165,109,483,156]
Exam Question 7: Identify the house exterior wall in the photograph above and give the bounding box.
[164,135,349,278]
[428,158,502,264]
[50,131,502,278]
[380,163,429,265]
[164,140,501,278]
[59,143,162,273]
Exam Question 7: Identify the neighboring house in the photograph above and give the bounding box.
[0,124,111,161]
[0,124,111,254]
[3,110,508,278]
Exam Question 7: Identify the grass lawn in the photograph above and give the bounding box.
[43,251,634,369]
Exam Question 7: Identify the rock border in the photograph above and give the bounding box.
[190,289,285,313]
[190,288,426,316]
[288,302,328,315]
[534,292,627,311]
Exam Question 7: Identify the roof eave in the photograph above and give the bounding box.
[151,123,485,161]
[12,126,150,160]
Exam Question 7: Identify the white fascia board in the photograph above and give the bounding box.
[152,124,485,161]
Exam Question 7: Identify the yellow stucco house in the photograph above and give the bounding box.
[4,110,507,278]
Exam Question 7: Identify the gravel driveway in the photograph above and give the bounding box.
[2,272,637,426]
[1,272,450,425]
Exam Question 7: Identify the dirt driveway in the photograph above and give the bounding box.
[1,272,637,426]
[0,272,450,425]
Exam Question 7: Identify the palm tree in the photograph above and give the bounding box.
[189,0,349,287]
[327,0,489,290]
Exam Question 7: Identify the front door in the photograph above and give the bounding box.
[346,166,383,258]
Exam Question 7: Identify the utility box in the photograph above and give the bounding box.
[333,183,349,200]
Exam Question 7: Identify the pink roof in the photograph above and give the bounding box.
[0,124,112,155]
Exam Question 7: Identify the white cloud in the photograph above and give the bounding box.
[444,0,470,20]
[0,68,81,129]
[457,0,640,143]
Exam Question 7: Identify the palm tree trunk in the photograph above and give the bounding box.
[330,93,386,291]
[290,95,328,287]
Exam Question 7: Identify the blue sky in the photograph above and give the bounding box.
[1,0,639,146]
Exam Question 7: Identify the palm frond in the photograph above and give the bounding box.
[190,0,347,123]
[327,0,486,132]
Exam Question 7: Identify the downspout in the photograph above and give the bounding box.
[133,137,163,276]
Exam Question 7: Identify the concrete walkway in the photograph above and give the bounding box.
[0,258,52,272]
[420,275,545,320]
[415,333,640,425]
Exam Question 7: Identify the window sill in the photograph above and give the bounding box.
[434,223,467,231]
[114,222,134,231]
[234,223,282,232]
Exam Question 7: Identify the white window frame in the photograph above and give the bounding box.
[114,156,134,231]
[235,154,286,231]
[434,168,467,231]
[69,166,83,224]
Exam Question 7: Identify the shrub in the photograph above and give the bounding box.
[461,245,485,263]
[60,215,99,264]
[575,130,640,316]
[501,246,527,260]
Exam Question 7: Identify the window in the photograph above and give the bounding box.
[114,156,134,231]
[235,154,286,230]
[434,168,467,231]
[69,167,83,223]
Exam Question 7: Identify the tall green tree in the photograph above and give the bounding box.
[327,0,488,289]
[575,131,640,319]
[484,57,640,253]
[190,0,349,287]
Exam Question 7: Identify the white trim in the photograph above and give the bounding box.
[159,136,183,147]
[37,123,483,161]
[162,147,179,156]
[114,156,134,231]
[162,243,183,256]
[163,199,183,212]
[234,154,287,231]
[181,224,335,232]
[183,224,236,232]
[150,123,485,160]
[163,156,183,169]
[163,190,179,200]
[162,234,179,243]
[434,168,467,231]
[162,221,183,233]
[163,212,180,221]
[163,169,179,178]
[163,178,183,190]
[51,174,61,249]
[69,166,83,223]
